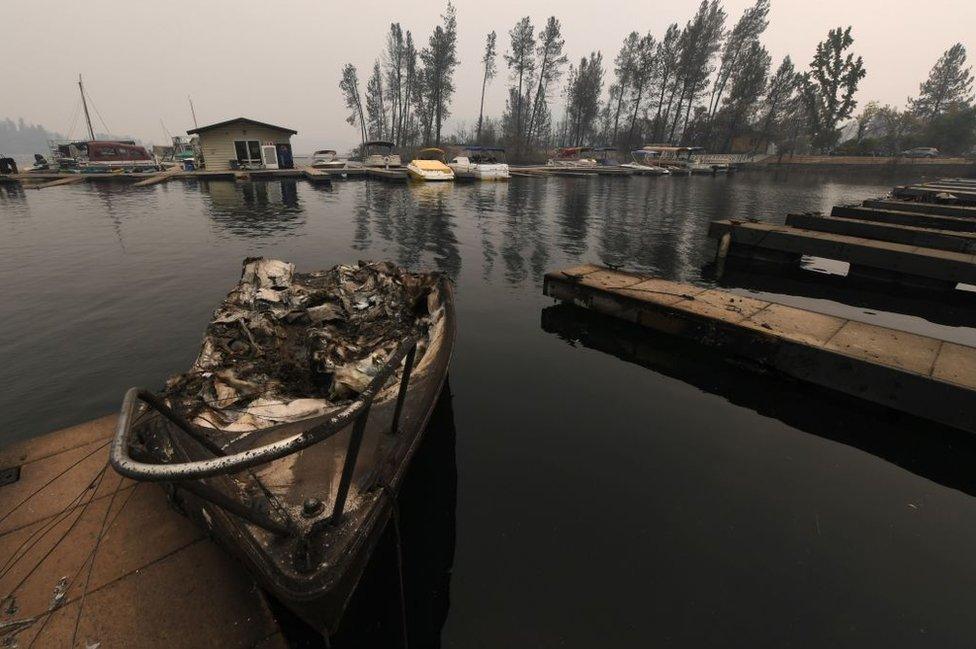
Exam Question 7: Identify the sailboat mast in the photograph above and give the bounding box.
[79,74,95,141]
[188,96,198,129]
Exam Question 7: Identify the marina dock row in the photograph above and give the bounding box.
[543,264,976,434]
[707,179,976,289]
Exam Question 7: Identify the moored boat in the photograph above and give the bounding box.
[407,148,455,181]
[110,258,456,638]
[620,149,670,175]
[311,149,346,169]
[363,141,402,168]
[51,140,160,173]
[448,146,510,180]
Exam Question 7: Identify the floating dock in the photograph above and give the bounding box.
[861,198,976,219]
[543,264,976,434]
[0,417,286,648]
[832,204,976,233]
[785,212,976,255]
[893,184,976,205]
[708,219,976,288]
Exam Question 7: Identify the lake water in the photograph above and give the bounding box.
[3,170,976,647]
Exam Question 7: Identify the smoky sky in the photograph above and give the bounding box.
[2,0,973,153]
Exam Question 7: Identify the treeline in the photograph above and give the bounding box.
[339,1,976,159]
[0,118,64,155]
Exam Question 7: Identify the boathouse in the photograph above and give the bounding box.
[188,117,297,171]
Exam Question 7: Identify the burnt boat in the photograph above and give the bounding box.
[110,258,455,636]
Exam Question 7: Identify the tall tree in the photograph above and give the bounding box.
[801,26,866,152]
[909,43,974,119]
[384,24,406,145]
[365,60,387,140]
[503,17,536,149]
[339,63,367,149]
[526,17,569,147]
[401,32,418,144]
[668,0,727,142]
[477,31,498,142]
[707,0,770,117]
[565,52,605,146]
[754,55,801,152]
[652,24,682,141]
[626,32,658,145]
[418,2,460,145]
[610,32,639,145]
[715,40,770,150]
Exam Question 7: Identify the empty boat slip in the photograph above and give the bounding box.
[785,213,976,254]
[707,219,976,288]
[831,205,976,232]
[543,265,976,434]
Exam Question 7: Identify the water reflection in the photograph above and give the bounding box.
[200,180,305,237]
[541,303,976,498]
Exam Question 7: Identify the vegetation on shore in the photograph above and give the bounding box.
[339,0,976,161]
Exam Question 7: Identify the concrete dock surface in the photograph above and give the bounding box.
[0,416,286,648]
[544,264,976,434]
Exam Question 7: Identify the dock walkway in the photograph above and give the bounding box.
[543,264,976,434]
[0,417,286,648]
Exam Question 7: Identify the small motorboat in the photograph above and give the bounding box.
[27,153,51,172]
[620,150,670,175]
[362,141,402,168]
[448,146,510,180]
[311,149,346,169]
[111,258,456,638]
[546,146,597,167]
[407,147,455,181]
[638,145,730,175]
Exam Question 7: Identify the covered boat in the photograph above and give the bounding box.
[639,145,730,175]
[449,146,510,180]
[407,148,455,182]
[52,140,160,173]
[111,258,455,638]
[311,149,346,169]
[362,141,402,168]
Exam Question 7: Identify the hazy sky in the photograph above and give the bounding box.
[3,0,973,152]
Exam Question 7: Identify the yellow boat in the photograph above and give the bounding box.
[407,148,455,181]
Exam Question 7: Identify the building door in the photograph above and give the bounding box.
[261,145,279,169]
[276,143,294,169]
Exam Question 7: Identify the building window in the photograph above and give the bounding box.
[234,140,263,164]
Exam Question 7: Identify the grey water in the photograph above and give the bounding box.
[3,170,976,647]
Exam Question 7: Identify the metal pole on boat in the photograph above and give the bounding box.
[188,96,198,129]
[79,74,95,141]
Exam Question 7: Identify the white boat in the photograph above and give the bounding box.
[407,148,455,182]
[448,147,510,180]
[620,150,670,175]
[639,146,731,175]
[310,149,346,169]
[362,141,402,168]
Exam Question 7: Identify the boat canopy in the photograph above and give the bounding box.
[631,149,661,156]
[314,149,337,155]
[463,146,506,152]
[641,145,704,153]
[364,140,395,149]
[417,147,446,156]
[87,141,152,161]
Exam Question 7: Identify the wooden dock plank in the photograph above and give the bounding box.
[132,168,183,188]
[30,176,86,190]
[0,416,284,648]
[833,205,976,232]
[862,198,976,219]
[786,212,976,254]
[543,266,976,433]
[708,219,976,286]
[894,185,976,204]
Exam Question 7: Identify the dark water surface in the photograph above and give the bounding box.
[3,171,976,647]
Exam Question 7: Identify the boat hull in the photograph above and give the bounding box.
[407,165,455,181]
[135,277,456,638]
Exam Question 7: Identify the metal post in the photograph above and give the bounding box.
[329,404,372,525]
[389,343,417,436]
[177,480,294,537]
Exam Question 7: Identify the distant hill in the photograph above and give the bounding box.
[0,117,141,156]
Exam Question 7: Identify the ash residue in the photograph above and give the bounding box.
[163,258,442,433]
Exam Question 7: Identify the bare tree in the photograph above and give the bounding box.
[477,31,498,142]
